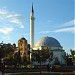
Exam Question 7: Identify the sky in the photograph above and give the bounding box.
[0,0,74,54]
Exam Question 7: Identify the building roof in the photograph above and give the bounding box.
[19,37,26,41]
[35,36,61,47]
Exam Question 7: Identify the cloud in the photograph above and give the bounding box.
[63,20,75,26]
[39,19,75,34]
[54,27,75,33]
[39,31,52,34]
[54,20,75,33]
[20,25,24,28]
[10,17,22,25]
[0,7,24,28]
[39,27,75,34]
[0,28,13,34]
[0,8,8,19]
[59,19,75,28]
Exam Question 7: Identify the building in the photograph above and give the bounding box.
[18,37,29,62]
[29,5,65,65]
[33,36,65,65]
[16,4,65,65]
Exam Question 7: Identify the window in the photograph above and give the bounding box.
[21,44,22,46]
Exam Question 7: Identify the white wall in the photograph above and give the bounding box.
[53,51,63,64]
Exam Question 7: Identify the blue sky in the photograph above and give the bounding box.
[0,0,74,54]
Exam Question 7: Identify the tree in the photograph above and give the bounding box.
[64,53,73,66]
[70,49,75,61]
[22,52,27,65]
[13,50,21,68]
[0,42,16,66]
[4,52,14,65]
[31,49,50,63]
[0,42,15,59]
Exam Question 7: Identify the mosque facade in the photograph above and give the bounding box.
[33,36,65,65]
[17,4,66,65]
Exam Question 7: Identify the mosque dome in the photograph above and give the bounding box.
[35,36,61,47]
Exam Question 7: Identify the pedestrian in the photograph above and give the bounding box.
[52,65,54,72]
[47,63,50,72]
[50,65,54,72]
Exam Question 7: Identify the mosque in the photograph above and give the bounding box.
[17,4,65,65]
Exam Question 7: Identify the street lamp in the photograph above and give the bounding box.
[40,55,42,74]
[1,58,4,75]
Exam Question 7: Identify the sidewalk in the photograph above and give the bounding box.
[0,72,14,75]
[4,71,75,75]
[0,72,11,75]
[0,71,75,75]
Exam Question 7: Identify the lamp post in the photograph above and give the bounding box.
[1,58,4,75]
[40,55,42,74]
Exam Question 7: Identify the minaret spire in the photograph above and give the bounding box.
[32,3,34,13]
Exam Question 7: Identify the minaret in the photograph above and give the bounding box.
[30,4,35,48]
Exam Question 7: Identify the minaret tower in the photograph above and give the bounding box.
[30,4,35,48]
